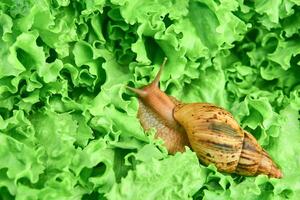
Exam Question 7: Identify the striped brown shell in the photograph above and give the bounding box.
[173,103,282,178]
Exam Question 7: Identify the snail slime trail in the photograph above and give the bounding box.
[127,58,282,178]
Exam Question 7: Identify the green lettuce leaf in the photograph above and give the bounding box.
[0,0,300,199]
[106,150,205,200]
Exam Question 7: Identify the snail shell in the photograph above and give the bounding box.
[127,58,282,178]
[174,103,282,177]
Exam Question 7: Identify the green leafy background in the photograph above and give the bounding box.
[0,0,299,199]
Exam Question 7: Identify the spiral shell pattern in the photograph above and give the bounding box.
[174,103,282,178]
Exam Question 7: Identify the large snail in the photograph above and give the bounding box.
[127,58,282,178]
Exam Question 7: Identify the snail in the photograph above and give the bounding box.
[127,58,282,178]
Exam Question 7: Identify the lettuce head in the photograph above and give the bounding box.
[0,0,299,199]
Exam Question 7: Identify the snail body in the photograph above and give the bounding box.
[127,58,282,178]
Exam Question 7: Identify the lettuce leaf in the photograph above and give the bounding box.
[0,0,300,199]
[106,150,205,200]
